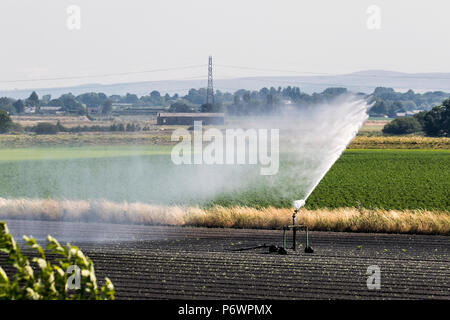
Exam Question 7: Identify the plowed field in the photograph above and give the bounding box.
[1,219,449,299]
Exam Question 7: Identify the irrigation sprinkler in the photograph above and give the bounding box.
[229,199,313,255]
[281,200,314,253]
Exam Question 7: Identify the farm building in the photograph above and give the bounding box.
[40,106,63,114]
[396,110,422,117]
[24,107,36,114]
[157,113,224,125]
[115,107,166,116]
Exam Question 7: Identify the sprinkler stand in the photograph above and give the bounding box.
[282,208,314,253]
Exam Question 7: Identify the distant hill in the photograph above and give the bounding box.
[2,70,450,99]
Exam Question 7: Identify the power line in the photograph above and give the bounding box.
[4,62,450,84]
[0,65,206,84]
[215,64,329,75]
[3,61,450,94]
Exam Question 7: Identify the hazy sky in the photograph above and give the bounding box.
[1,0,450,91]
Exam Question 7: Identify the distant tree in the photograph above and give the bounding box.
[184,88,207,105]
[125,93,139,104]
[233,94,241,106]
[402,100,417,110]
[391,101,405,112]
[41,94,51,104]
[242,92,251,104]
[201,102,222,113]
[372,87,398,101]
[403,89,416,100]
[382,117,422,135]
[60,93,86,115]
[200,103,213,113]
[260,87,269,96]
[76,92,107,108]
[0,110,13,133]
[48,99,63,107]
[423,107,443,136]
[169,101,193,113]
[373,87,395,95]
[228,95,242,115]
[370,100,388,115]
[0,97,15,114]
[13,99,25,113]
[413,110,427,127]
[322,87,348,96]
[442,99,450,135]
[264,94,276,113]
[150,90,161,100]
[102,99,113,115]
[416,99,450,137]
[109,95,121,103]
[0,97,11,107]
[27,91,39,107]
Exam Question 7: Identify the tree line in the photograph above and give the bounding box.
[0,86,449,119]
[382,99,450,137]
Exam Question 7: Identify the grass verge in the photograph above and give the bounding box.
[0,198,448,235]
[1,133,449,149]
[348,136,450,149]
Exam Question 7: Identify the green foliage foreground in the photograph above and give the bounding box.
[0,222,114,300]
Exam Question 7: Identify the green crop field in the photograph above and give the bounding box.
[0,146,448,211]
[210,149,450,210]
[306,149,450,210]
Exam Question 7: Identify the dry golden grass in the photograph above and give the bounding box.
[11,115,159,128]
[0,198,448,235]
[363,120,392,126]
[0,132,173,147]
[11,115,94,128]
[349,136,450,149]
[186,206,450,235]
[2,133,449,149]
[0,198,185,225]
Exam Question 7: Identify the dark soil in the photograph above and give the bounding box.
[2,219,449,300]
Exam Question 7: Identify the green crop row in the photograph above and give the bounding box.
[209,150,450,210]
[0,147,448,211]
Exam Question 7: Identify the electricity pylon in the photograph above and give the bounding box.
[206,56,214,105]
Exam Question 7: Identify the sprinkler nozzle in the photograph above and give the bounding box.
[293,199,306,210]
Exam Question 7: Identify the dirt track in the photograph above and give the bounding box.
[2,219,449,299]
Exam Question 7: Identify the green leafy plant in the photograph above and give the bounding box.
[0,221,114,300]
